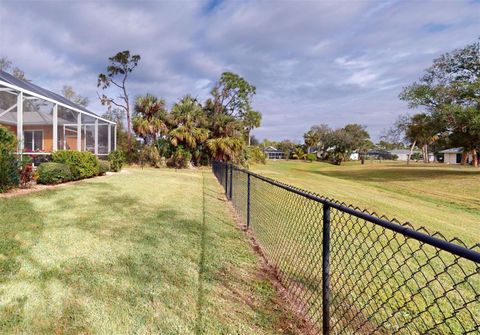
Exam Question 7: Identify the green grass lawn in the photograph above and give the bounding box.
[0,168,301,334]
[250,160,480,245]
[241,160,479,333]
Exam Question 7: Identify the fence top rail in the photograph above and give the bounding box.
[216,162,480,263]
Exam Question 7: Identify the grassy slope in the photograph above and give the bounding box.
[0,168,299,334]
[250,160,480,245]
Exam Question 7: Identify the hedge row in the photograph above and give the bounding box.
[1,125,125,190]
[37,162,72,184]
[51,150,99,180]
[36,150,124,185]
[0,126,19,192]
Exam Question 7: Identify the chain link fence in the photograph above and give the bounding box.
[212,161,480,335]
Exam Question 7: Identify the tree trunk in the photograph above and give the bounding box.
[407,140,416,165]
[126,110,132,152]
[422,144,428,163]
[361,152,365,165]
[247,129,251,146]
[472,150,478,168]
[461,152,467,165]
[123,85,132,153]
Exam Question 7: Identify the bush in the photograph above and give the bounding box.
[167,146,191,169]
[52,150,99,180]
[0,126,18,192]
[108,150,125,172]
[156,138,173,158]
[98,160,111,175]
[306,153,316,162]
[18,156,34,188]
[139,145,163,168]
[37,162,72,185]
[247,146,266,164]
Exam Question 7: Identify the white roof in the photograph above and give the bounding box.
[438,147,464,154]
[264,146,282,152]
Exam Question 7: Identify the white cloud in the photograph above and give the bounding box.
[344,70,378,87]
[0,0,479,141]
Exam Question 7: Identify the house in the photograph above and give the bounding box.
[366,149,392,160]
[387,149,413,161]
[263,146,285,159]
[437,148,474,164]
[350,152,359,160]
[386,149,436,162]
[0,70,116,159]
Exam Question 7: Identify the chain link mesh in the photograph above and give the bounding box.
[212,162,480,334]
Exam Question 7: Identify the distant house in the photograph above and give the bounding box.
[388,149,414,161]
[387,149,436,162]
[263,146,285,159]
[366,149,392,160]
[438,148,472,164]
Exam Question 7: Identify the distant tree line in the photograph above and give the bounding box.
[260,38,480,168]
[258,123,372,166]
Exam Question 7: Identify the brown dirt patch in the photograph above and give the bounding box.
[223,194,316,335]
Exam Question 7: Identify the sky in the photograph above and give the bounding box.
[0,0,479,142]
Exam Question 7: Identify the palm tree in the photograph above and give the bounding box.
[243,109,261,146]
[292,147,306,160]
[132,94,168,145]
[169,96,210,164]
[206,137,244,162]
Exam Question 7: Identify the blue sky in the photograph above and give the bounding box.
[1,0,479,142]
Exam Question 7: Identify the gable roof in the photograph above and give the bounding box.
[263,146,283,153]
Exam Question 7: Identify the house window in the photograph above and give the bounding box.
[24,130,43,152]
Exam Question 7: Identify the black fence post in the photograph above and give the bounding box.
[246,173,251,229]
[229,164,233,200]
[322,204,331,335]
[224,163,228,195]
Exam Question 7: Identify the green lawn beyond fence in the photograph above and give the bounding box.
[213,162,480,335]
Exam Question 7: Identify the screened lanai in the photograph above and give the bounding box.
[0,70,116,157]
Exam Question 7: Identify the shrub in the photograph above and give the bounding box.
[247,146,266,164]
[52,150,99,180]
[411,152,421,161]
[139,145,163,168]
[98,160,111,175]
[18,156,34,188]
[306,153,316,162]
[156,138,173,158]
[37,162,72,185]
[167,146,191,169]
[108,150,125,172]
[0,126,18,192]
